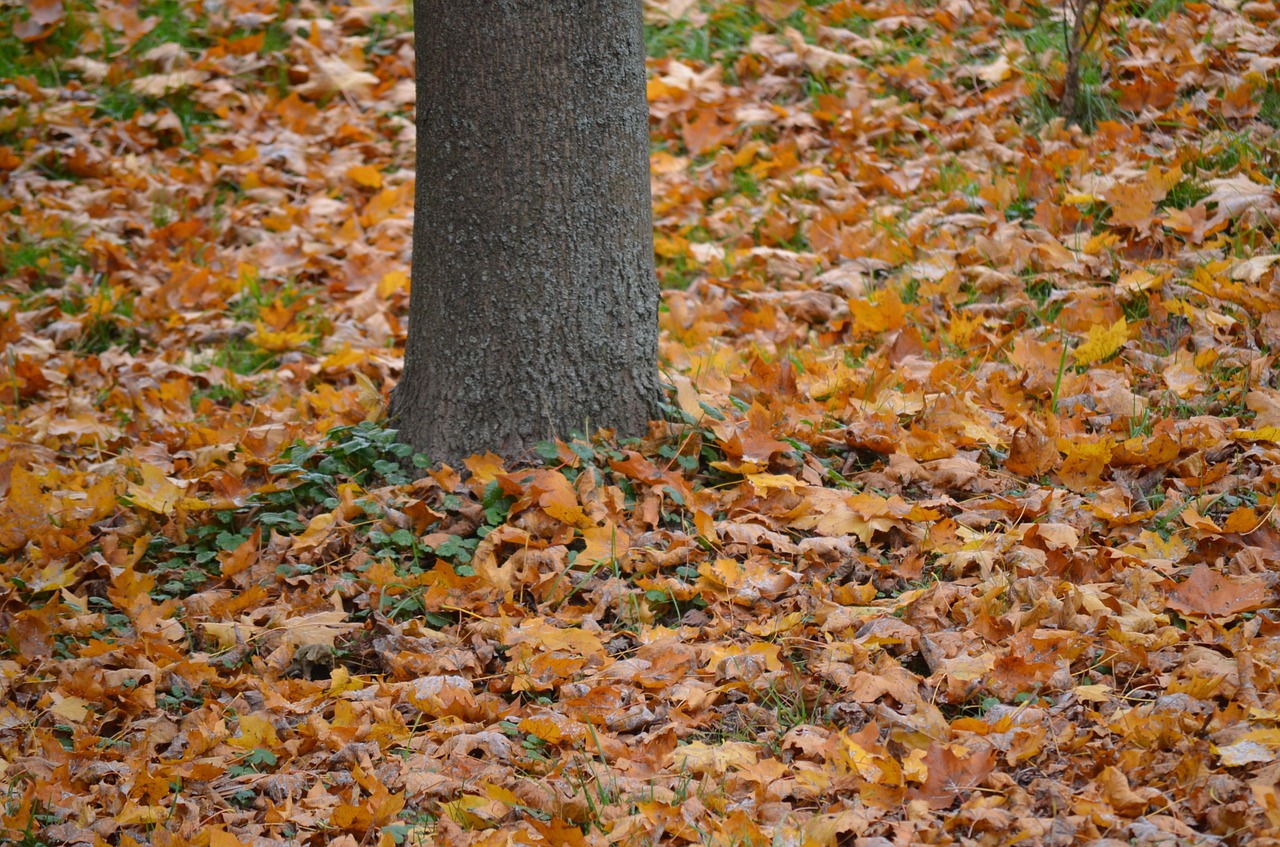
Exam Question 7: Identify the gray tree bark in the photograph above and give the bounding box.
[391,0,663,464]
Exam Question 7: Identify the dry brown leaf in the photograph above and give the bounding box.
[1165,565,1270,617]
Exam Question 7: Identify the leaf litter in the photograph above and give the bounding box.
[3,0,1280,844]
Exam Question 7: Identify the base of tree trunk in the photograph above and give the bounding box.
[393,0,663,466]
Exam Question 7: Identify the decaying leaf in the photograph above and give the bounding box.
[1164,565,1270,617]
[4,1,1280,844]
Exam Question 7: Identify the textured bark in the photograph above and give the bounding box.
[392,0,663,464]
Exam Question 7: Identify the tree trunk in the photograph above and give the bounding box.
[1058,0,1105,125]
[392,0,663,464]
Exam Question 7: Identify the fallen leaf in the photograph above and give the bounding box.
[1165,565,1270,617]
[1205,175,1280,218]
[907,745,995,809]
[1074,317,1129,365]
[669,740,757,775]
[127,464,206,514]
[1216,740,1277,767]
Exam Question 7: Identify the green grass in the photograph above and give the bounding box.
[204,337,280,376]
[365,9,415,49]
[645,3,762,65]
[2,241,59,277]
[934,158,979,196]
[645,1,827,70]
[1121,293,1151,323]
[130,0,212,55]
[1161,178,1210,209]
[1259,77,1280,130]
[1129,0,1187,21]
[1,0,287,149]
[257,20,292,54]
[93,85,220,141]
[1024,276,1053,307]
[1188,131,1280,185]
[0,227,88,284]
[868,24,939,71]
[0,1,94,87]
[191,382,247,410]
[1026,58,1126,132]
[76,313,144,356]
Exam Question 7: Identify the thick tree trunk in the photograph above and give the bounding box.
[392,0,663,464]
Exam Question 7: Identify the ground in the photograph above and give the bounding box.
[2,0,1280,845]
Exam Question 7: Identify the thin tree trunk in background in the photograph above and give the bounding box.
[1060,0,1106,124]
[392,0,662,464]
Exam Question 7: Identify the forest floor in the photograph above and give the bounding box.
[3,0,1280,844]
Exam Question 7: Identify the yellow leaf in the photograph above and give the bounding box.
[202,621,251,651]
[1118,269,1165,295]
[463,451,507,488]
[1163,351,1205,397]
[835,737,889,782]
[1234,426,1280,444]
[131,70,206,96]
[794,765,833,796]
[321,344,368,373]
[313,53,379,95]
[228,712,280,750]
[709,459,763,474]
[116,802,167,826]
[745,472,801,493]
[1057,437,1113,489]
[128,464,206,514]
[1073,318,1128,365]
[210,830,251,847]
[28,560,81,593]
[746,611,805,637]
[1082,232,1121,255]
[698,557,742,593]
[328,666,366,696]
[538,472,590,528]
[348,164,383,188]
[705,641,784,676]
[1074,683,1112,703]
[1244,727,1280,747]
[504,619,604,656]
[580,520,629,567]
[354,371,385,422]
[977,53,1012,83]
[377,269,408,297]
[472,532,517,598]
[481,782,520,806]
[291,512,337,551]
[1224,506,1264,533]
[49,695,91,723]
[1180,507,1221,534]
[0,466,50,552]
[518,716,565,743]
[669,740,757,775]
[903,747,929,783]
[250,321,314,353]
